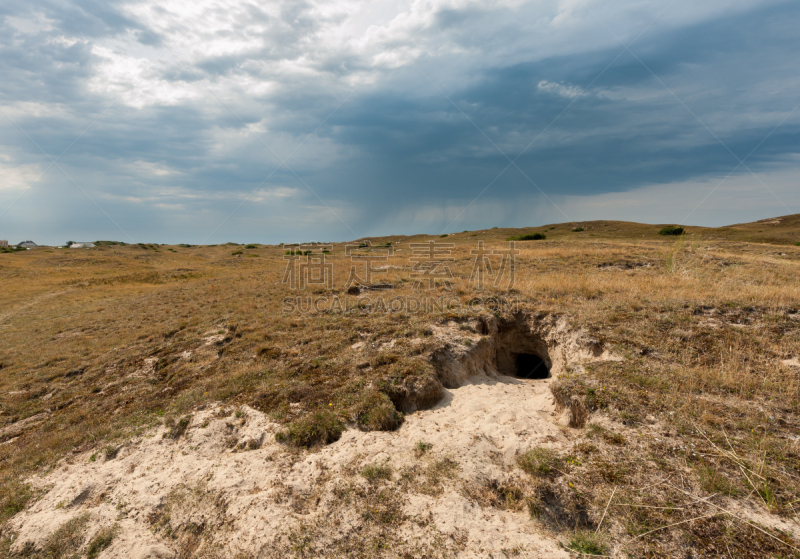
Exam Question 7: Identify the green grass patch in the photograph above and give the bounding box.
[87,523,118,558]
[568,531,608,556]
[42,512,91,559]
[361,463,392,483]
[517,447,563,477]
[0,480,34,523]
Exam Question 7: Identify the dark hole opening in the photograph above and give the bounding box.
[515,353,549,379]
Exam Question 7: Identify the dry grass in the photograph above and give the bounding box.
[1,217,800,555]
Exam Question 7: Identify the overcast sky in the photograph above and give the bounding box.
[1,0,799,244]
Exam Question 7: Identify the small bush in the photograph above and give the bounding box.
[87,524,118,558]
[508,233,546,241]
[572,227,584,232]
[658,225,685,236]
[231,250,243,256]
[245,244,258,249]
[275,410,344,447]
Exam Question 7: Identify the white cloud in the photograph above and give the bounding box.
[537,79,586,99]
[0,156,42,193]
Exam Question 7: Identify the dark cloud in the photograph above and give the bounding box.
[0,0,799,244]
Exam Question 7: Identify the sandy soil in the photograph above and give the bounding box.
[9,371,573,558]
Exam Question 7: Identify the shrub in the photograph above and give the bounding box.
[659,225,685,236]
[507,233,546,241]
[231,250,243,256]
[275,410,344,447]
[245,244,258,249]
[572,227,584,232]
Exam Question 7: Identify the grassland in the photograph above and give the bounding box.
[1,215,799,557]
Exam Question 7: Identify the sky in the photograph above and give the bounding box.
[0,0,799,245]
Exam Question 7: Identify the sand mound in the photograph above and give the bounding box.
[8,315,616,558]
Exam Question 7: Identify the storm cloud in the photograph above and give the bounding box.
[1,0,798,244]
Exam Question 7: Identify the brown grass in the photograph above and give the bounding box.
[1,217,800,556]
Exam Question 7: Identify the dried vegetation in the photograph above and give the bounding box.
[1,217,800,556]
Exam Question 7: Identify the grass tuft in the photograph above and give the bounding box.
[275,410,344,447]
[361,463,392,483]
[517,447,563,477]
[414,440,433,457]
[87,523,118,558]
[42,512,91,559]
[568,531,608,556]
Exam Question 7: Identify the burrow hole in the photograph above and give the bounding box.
[493,321,552,379]
[514,353,549,379]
